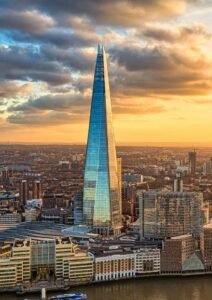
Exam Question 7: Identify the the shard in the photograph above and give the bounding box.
[83,45,122,235]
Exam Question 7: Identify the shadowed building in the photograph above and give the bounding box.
[83,45,122,235]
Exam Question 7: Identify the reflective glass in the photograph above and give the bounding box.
[83,45,121,231]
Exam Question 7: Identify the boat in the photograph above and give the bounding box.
[48,293,87,300]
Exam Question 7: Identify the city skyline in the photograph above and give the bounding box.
[0,1,212,145]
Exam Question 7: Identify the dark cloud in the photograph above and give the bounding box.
[0,9,55,34]
[0,0,200,26]
[41,45,95,72]
[109,43,212,96]
[140,23,211,42]
[8,93,89,113]
[0,45,72,85]
[110,46,174,71]
[10,29,98,49]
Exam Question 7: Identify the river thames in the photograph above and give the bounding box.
[1,276,212,300]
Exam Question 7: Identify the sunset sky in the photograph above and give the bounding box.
[0,0,212,145]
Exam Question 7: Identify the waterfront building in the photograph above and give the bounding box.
[83,45,121,235]
[201,224,212,270]
[139,191,208,239]
[0,237,93,290]
[161,235,195,273]
[93,249,136,281]
[188,151,197,175]
[55,238,94,284]
[135,248,160,274]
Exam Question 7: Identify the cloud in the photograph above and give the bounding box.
[0,81,33,98]
[7,111,87,126]
[0,9,55,34]
[139,23,211,43]
[1,0,200,26]
[0,45,72,85]
[8,93,89,112]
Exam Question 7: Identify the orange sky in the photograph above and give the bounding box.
[0,0,212,146]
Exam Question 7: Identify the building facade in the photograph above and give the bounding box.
[139,191,208,239]
[161,235,195,273]
[83,45,121,235]
[94,252,136,281]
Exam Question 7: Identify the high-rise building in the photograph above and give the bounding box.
[20,180,29,206]
[203,158,212,176]
[1,167,9,187]
[32,180,42,199]
[83,45,121,235]
[139,191,208,239]
[188,151,196,175]
[173,173,183,192]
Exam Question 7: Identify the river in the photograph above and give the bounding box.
[0,276,212,300]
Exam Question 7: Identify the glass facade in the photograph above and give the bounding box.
[83,45,121,233]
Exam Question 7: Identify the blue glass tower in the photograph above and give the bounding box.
[83,45,121,235]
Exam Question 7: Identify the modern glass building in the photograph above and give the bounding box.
[83,45,122,235]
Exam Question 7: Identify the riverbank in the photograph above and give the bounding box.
[2,270,212,296]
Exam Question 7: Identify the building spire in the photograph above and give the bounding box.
[98,44,103,54]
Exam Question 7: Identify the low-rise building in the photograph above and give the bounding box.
[135,248,160,274]
[94,250,136,282]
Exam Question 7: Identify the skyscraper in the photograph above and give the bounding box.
[188,151,196,175]
[83,45,121,235]
[32,180,42,199]
[20,180,29,206]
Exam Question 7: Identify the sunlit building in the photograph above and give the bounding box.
[83,45,121,235]
[139,191,208,239]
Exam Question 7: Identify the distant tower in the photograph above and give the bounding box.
[188,151,196,175]
[173,173,183,192]
[32,180,42,199]
[1,167,9,187]
[20,180,29,205]
[83,45,122,235]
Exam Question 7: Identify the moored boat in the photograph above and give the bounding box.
[48,293,87,300]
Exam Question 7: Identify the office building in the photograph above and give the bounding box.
[188,151,196,175]
[203,158,212,176]
[161,235,195,273]
[139,191,208,239]
[83,45,121,235]
[32,180,42,199]
[173,173,183,192]
[20,180,29,206]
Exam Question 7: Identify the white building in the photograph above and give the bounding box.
[94,252,136,281]
[135,249,160,274]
